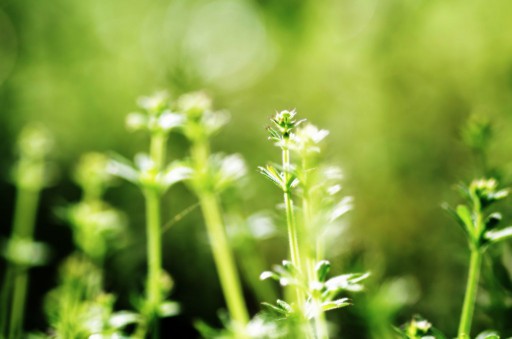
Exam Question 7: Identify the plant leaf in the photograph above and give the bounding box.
[485,227,512,244]
[158,301,180,318]
[321,298,351,312]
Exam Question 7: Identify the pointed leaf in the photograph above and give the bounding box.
[258,165,283,189]
[315,260,331,282]
[107,154,139,183]
[456,205,474,231]
[321,298,351,312]
[485,227,512,244]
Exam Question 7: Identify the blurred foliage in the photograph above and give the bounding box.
[3,0,512,337]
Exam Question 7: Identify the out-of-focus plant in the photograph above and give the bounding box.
[43,152,136,337]
[0,124,54,339]
[108,92,186,338]
[259,110,368,338]
[176,92,250,338]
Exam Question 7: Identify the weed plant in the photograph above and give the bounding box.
[3,93,512,338]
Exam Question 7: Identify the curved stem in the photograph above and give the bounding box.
[458,249,482,339]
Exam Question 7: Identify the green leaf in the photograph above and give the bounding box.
[475,330,500,339]
[456,205,474,232]
[325,272,370,292]
[276,299,293,314]
[258,165,283,189]
[485,212,502,230]
[158,301,180,318]
[321,298,351,312]
[107,154,139,183]
[315,260,331,282]
[260,271,279,281]
[109,311,141,329]
[485,227,512,244]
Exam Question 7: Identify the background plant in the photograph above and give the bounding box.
[108,93,184,338]
[0,125,53,339]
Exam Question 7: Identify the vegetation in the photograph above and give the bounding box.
[3,1,512,338]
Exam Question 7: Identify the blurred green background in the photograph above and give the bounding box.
[2,0,512,337]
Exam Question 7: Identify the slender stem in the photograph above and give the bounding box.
[138,132,167,339]
[0,266,13,339]
[2,185,41,339]
[8,268,29,339]
[144,188,162,338]
[199,192,249,331]
[458,249,483,339]
[282,147,306,313]
[301,157,329,339]
[190,138,249,333]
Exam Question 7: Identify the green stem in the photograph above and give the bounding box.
[144,188,162,338]
[458,249,483,339]
[2,185,41,339]
[301,159,328,339]
[282,148,306,312]
[138,132,167,339]
[199,192,249,331]
[8,268,29,339]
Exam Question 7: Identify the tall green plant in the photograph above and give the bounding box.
[444,178,512,339]
[177,92,250,337]
[259,110,368,338]
[108,92,187,338]
[0,125,53,339]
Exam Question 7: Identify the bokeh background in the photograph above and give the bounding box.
[2,0,512,337]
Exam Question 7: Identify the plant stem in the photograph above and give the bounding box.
[282,148,306,311]
[301,158,328,339]
[191,140,249,333]
[139,132,167,339]
[457,249,483,339]
[199,192,249,331]
[6,184,41,339]
[144,188,162,338]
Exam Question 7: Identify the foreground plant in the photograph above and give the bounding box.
[259,110,368,338]
[177,92,250,336]
[444,178,512,338]
[0,125,53,339]
[108,92,186,337]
